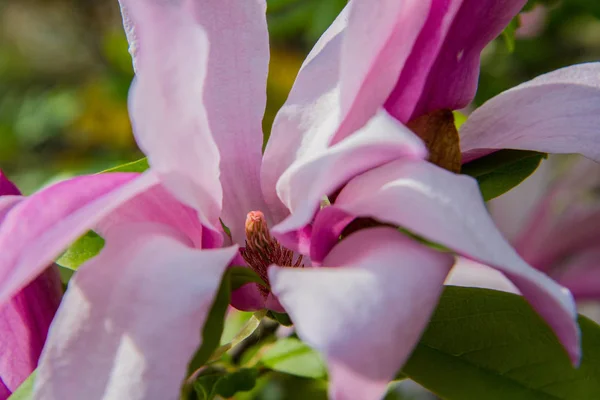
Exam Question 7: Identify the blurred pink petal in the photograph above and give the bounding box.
[556,247,600,300]
[34,223,238,399]
[516,4,547,39]
[0,172,158,305]
[270,228,453,400]
[326,159,579,363]
[489,156,600,300]
[461,63,600,163]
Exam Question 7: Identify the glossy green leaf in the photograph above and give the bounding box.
[56,230,105,271]
[261,338,327,379]
[461,150,546,201]
[100,158,149,174]
[402,286,600,400]
[213,368,258,397]
[7,371,36,400]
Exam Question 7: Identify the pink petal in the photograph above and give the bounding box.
[34,223,238,399]
[445,257,519,294]
[0,172,158,305]
[333,0,431,141]
[383,0,463,123]
[121,0,221,229]
[0,172,20,196]
[0,196,22,225]
[0,266,62,394]
[330,159,579,363]
[120,0,269,241]
[486,159,553,242]
[272,111,426,237]
[269,227,454,400]
[555,247,600,301]
[490,156,600,272]
[261,6,348,222]
[97,184,222,249]
[461,63,600,163]
[0,380,9,400]
[395,0,526,121]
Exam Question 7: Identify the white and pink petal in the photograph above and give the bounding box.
[34,223,238,400]
[270,227,454,400]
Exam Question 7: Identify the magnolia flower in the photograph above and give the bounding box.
[0,1,597,399]
[0,172,62,399]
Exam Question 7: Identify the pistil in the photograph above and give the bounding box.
[241,211,303,296]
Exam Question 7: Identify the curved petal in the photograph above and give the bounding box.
[445,257,519,294]
[0,196,22,224]
[0,266,62,394]
[261,6,348,222]
[97,184,221,250]
[333,0,431,140]
[272,111,426,237]
[0,172,158,305]
[384,0,463,123]
[120,0,221,229]
[194,0,270,240]
[270,228,454,400]
[396,0,526,121]
[262,0,431,218]
[34,223,238,400]
[461,63,600,163]
[120,0,270,241]
[328,160,579,363]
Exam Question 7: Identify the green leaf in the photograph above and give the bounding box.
[267,310,294,326]
[100,158,149,173]
[261,338,327,379]
[502,17,519,53]
[461,150,546,201]
[402,286,600,400]
[8,371,36,400]
[193,373,222,400]
[213,368,258,397]
[56,231,105,271]
[191,368,258,400]
[185,267,267,384]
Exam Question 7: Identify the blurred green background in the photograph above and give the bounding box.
[0,0,599,195]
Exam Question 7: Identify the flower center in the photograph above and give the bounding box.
[407,109,462,173]
[240,211,303,295]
